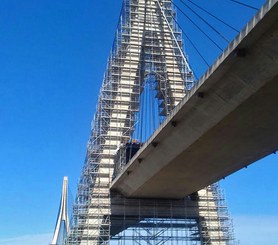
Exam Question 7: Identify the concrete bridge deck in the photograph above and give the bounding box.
[111,0,278,198]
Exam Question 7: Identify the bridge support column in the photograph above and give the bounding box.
[65,0,234,244]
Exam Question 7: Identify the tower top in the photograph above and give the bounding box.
[51,177,69,245]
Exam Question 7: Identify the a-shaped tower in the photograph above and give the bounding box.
[65,0,234,244]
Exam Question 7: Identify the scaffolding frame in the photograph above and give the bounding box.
[66,1,235,244]
[109,183,234,245]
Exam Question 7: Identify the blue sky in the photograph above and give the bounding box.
[0,0,277,244]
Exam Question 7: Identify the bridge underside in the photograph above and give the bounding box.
[111,0,278,198]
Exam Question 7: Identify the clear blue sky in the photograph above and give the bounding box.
[0,0,277,244]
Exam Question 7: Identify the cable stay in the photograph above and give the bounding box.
[178,0,230,43]
[155,0,199,80]
[229,0,259,11]
[181,27,210,68]
[168,10,210,68]
[171,1,224,51]
[185,0,239,33]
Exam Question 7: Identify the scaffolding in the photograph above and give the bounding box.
[65,0,235,244]
[109,184,234,245]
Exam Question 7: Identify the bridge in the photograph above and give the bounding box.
[111,0,278,198]
[50,0,278,244]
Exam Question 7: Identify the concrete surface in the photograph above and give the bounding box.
[111,0,278,198]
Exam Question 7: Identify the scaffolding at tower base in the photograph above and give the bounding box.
[65,0,235,244]
[108,183,235,245]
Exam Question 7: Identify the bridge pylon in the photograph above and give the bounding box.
[51,176,70,245]
[65,0,234,244]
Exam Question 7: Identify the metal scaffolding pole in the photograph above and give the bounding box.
[64,1,235,244]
